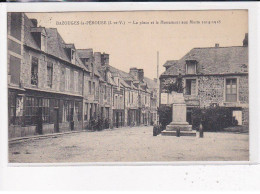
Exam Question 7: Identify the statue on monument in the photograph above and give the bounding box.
[176,73,183,93]
[164,73,183,94]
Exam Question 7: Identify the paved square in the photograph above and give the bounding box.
[9,126,249,163]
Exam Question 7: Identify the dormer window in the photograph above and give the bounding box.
[41,33,47,52]
[71,49,75,63]
[186,60,197,74]
[31,27,47,52]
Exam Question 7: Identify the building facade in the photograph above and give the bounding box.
[160,34,249,126]
[8,13,88,139]
[8,13,158,139]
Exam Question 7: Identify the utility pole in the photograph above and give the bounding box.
[156,51,160,125]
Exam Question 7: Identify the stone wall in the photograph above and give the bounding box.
[198,76,225,107]
[160,74,249,125]
[22,48,84,96]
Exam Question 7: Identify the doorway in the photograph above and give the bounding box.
[54,107,59,133]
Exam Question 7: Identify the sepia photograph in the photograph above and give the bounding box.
[7,10,249,163]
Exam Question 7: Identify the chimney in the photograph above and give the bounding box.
[243,33,248,47]
[94,52,101,67]
[101,53,109,66]
[215,43,219,48]
[30,19,38,27]
[138,69,144,82]
[129,68,138,80]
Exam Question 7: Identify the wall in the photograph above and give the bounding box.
[22,48,84,96]
[160,74,249,125]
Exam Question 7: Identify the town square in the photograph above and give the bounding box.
[7,11,249,163]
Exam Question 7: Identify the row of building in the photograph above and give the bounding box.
[159,34,249,127]
[8,13,158,139]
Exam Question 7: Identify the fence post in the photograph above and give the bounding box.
[199,123,204,138]
[176,128,180,137]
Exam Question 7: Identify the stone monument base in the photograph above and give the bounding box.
[161,92,196,137]
[161,122,196,136]
[161,130,196,136]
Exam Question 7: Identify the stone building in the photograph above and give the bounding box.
[8,13,88,138]
[160,34,249,126]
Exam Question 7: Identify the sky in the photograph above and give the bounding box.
[26,10,248,80]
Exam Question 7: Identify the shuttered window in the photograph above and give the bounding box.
[9,55,21,85]
[10,13,22,41]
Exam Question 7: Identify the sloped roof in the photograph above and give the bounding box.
[77,49,100,76]
[24,15,40,50]
[108,65,135,81]
[161,46,248,77]
[143,77,158,89]
[163,60,178,67]
[77,49,93,58]
[24,14,88,72]
[46,28,88,71]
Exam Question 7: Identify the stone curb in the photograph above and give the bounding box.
[9,130,88,144]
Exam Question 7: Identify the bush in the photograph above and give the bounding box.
[89,118,97,131]
[158,105,172,130]
[104,118,110,129]
[191,106,235,132]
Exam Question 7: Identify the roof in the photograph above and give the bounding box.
[161,46,248,77]
[77,49,100,76]
[24,14,88,72]
[163,60,178,67]
[143,77,158,89]
[77,49,93,58]
[108,65,135,81]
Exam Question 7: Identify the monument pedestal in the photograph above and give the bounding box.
[161,92,196,137]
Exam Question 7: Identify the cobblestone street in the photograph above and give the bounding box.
[9,126,249,163]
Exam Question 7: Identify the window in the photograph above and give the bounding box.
[226,78,237,102]
[89,104,93,119]
[85,58,89,64]
[9,92,16,125]
[65,68,70,91]
[31,57,38,86]
[63,101,70,122]
[120,96,122,109]
[186,62,196,74]
[128,91,130,104]
[93,82,95,96]
[185,79,196,95]
[88,81,92,94]
[75,101,80,121]
[74,71,78,92]
[94,104,97,118]
[106,107,109,119]
[39,98,50,123]
[10,13,22,41]
[71,49,75,62]
[41,34,46,52]
[47,62,53,88]
[25,96,38,125]
[9,55,21,85]
[115,95,118,108]
[24,97,50,125]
